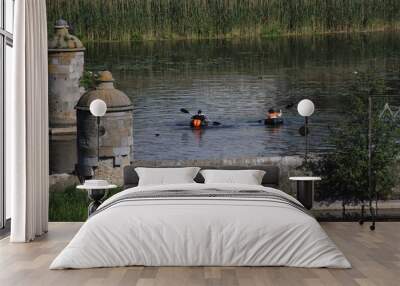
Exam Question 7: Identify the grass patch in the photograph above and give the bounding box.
[49,185,122,222]
[260,24,283,38]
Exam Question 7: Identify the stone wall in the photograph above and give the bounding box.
[48,51,84,128]
[49,173,80,192]
[95,157,132,185]
[50,156,304,193]
[129,156,305,195]
[48,51,84,174]
[77,110,134,171]
[49,132,77,174]
[90,155,400,199]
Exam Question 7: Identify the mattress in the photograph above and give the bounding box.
[50,183,351,269]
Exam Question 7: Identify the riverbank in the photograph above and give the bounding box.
[48,184,400,222]
[48,155,400,221]
[59,26,400,44]
[47,0,400,42]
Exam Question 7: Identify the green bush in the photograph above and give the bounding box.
[79,70,98,90]
[49,185,122,222]
[306,69,400,215]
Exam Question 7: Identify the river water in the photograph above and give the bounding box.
[85,32,400,160]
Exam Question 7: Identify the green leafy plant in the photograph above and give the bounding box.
[79,70,98,90]
[306,70,400,216]
[49,185,122,222]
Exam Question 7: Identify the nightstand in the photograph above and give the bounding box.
[289,176,321,210]
[77,180,117,216]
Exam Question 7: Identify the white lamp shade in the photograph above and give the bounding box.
[89,99,107,117]
[297,99,315,117]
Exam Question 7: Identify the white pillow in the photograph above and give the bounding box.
[135,167,200,186]
[200,169,266,185]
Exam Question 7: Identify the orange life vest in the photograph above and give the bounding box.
[192,119,202,128]
[268,112,281,119]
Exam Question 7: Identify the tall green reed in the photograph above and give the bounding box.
[46,0,400,42]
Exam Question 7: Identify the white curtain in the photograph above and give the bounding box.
[8,0,49,242]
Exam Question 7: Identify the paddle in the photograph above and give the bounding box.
[180,108,221,126]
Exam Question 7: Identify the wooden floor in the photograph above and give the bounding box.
[0,222,399,286]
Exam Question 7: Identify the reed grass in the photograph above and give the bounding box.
[46,0,400,41]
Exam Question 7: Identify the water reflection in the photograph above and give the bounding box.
[85,32,400,160]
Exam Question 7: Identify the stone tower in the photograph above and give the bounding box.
[76,71,134,183]
[48,19,85,174]
[48,19,85,129]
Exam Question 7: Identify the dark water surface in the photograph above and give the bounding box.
[85,32,400,160]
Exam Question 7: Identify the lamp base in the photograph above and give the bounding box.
[298,125,309,136]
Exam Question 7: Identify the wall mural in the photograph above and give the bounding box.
[50,30,400,165]
[46,1,400,222]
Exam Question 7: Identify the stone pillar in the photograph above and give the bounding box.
[76,71,134,181]
[48,19,85,129]
[48,19,85,174]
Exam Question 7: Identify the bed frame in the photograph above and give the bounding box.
[123,165,280,189]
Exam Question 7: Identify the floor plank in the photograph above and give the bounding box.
[0,222,399,286]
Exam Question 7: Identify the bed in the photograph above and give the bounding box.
[50,166,351,269]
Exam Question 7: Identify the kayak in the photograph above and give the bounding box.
[191,119,209,129]
[264,118,284,126]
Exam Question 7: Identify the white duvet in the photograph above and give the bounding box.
[50,183,351,269]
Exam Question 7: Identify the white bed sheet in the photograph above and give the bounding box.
[50,183,351,269]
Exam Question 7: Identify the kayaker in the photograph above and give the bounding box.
[267,108,282,119]
[191,110,208,128]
